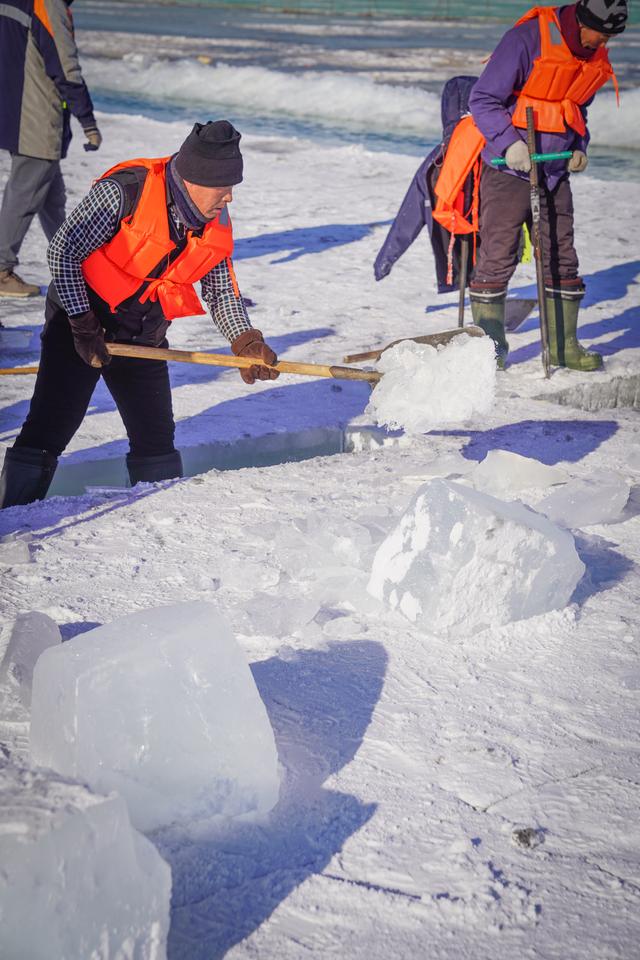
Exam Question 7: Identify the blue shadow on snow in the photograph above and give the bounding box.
[433,418,618,465]
[507,259,640,363]
[234,220,392,264]
[158,640,388,960]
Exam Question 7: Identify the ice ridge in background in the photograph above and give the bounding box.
[81,57,640,150]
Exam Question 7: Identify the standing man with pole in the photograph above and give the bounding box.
[467,0,627,370]
[0,0,100,297]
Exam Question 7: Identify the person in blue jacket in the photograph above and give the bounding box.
[0,0,100,298]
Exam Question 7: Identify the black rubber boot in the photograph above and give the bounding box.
[126,450,183,487]
[470,290,509,369]
[545,288,603,371]
[0,446,58,508]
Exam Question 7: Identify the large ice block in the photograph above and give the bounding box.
[537,471,631,527]
[0,612,61,722]
[0,759,170,960]
[368,479,585,635]
[30,602,280,831]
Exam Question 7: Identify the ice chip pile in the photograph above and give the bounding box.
[366,334,497,434]
[367,478,585,635]
[29,601,280,832]
[0,759,171,960]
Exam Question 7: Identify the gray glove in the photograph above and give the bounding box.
[83,125,102,152]
[505,139,531,173]
[568,150,588,173]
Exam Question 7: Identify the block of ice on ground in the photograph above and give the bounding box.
[367,478,585,635]
[366,334,497,434]
[0,613,61,721]
[537,470,631,527]
[471,450,569,498]
[30,602,280,832]
[0,533,31,566]
[0,759,170,960]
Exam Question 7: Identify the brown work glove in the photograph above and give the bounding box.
[231,329,279,385]
[68,310,111,368]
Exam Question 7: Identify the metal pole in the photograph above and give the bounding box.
[526,106,551,378]
[457,236,469,328]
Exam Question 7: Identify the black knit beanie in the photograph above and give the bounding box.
[576,0,627,35]
[175,120,243,187]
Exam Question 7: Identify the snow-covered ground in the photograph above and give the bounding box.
[1,112,639,958]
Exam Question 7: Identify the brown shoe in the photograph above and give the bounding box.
[0,269,41,297]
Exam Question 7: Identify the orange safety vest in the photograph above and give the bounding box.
[511,6,618,136]
[431,116,486,283]
[82,156,235,321]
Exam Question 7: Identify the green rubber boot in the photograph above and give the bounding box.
[545,291,603,371]
[470,294,509,369]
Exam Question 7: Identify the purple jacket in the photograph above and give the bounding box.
[469,5,591,189]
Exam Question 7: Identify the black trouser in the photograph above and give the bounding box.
[470,162,581,293]
[16,299,177,458]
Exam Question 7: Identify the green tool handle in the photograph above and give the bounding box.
[492,151,572,166]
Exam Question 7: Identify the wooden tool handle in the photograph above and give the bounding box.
[0,366,40,375]
[106,343,381,383]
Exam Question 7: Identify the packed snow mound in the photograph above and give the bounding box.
[0,759,170,960]
[366,334,497,434]
[367,479,585,635]
[0,613,60,722]
[29,602,280,832]
[537,470,631,528]
[471,450,569,498]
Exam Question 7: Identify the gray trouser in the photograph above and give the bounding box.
[0,154,66,270]
[470,162,580,293]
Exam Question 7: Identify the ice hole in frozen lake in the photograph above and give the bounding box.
[46,425,408,498]
[539,372,640,412]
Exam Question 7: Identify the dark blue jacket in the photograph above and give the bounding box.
[374,75,479,294]
[0,0,95,160]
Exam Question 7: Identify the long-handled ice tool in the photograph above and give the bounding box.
[492,135,572,377]
[342,324,485,365]
[0,343,382,383]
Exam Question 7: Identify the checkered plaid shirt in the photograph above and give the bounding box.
[47,178,252,342]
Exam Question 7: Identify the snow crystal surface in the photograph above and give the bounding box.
[368,478,585,635]
[537,470,631,528]
[0,613,60,721]
[471,450,569,498]
[366,334,497,434]
[0,759,170,960]
[29,602,280,831]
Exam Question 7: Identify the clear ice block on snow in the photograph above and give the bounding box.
[0,612,61,722]
[367,478,585,635]
[537,470,631,528]
[0,759,170,960]
[29,602,280,832]
[471,449,569,497]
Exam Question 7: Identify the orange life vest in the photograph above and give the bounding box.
[432,115,485,238]
[82,156,235,321]
[431,116,486,283]
[511,6,618,136]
